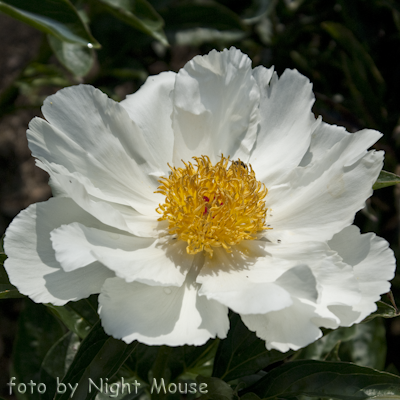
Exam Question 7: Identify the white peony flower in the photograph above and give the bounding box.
[4,47,396,352]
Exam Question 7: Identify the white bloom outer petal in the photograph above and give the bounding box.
[28,85,165,216]
[198,247,293,314]
[289,127,383,187]
[265,150,384,243]
[328,225,396,324]
[299,122,349,167]
[40,162,166,238]
[51,222,193,287]
[120,71,176,169]
[172,47,260,166]
[300,120,382,167]
[252,65,274,92]
[98,274,229,346]
[241,298,323,352]
[3,198,114,305]
[259,240,361,309]
[198,240,360,318]
[250,68,318,186]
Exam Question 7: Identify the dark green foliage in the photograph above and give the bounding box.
[213,313,293,382]
[243,359,400,400]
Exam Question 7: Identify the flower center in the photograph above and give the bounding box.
[155,155,269,257]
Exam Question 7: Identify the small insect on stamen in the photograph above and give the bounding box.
[231,160,248,169]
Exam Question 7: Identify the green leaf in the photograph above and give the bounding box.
[39,332,81,400]
[213,313,293,381]
[295,309,395,369]
[54,320,137,400]
[41,331,80,379]
[239,394,261,400]
[98,0,168,45]
[48,35,94,77]
[12,300,65,400]
[338,318,387,370]
[0,283,24,299]
[373,170,400,190]
[296,325,357,361]
[161,2,245,32]
[47,304,92,339]
[196,376,234,400]
[0,0,100,48]
[245,360,400,400]
[47,296,99,339]
[298,320,388,369]
[124,343,159,383]
[362,301,399,322]
[168,340,219,380]
[67,295,99,326]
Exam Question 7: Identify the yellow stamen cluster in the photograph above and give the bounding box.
[155,155,269,257]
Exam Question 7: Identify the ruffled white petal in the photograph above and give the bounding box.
[271,244,361,321]
[172,47,260,166]
[198,239,360,323]
[99,268,229,346]
[300,121,382,168]
[241,298,323,352]
[250,68,319,185]
[28,85,165,216]
[265,149,383,243]
[4,198,114,305]
[328,225,396,324]
[39,162,166,237]
[51,222,193,287]
[197,247,293,314]
[120,71,176,170]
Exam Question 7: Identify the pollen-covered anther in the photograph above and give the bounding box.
[155,155,270,256]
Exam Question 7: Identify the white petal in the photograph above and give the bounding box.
[235,239,345,284]
[265,150,383,243]
[40,163,165,237]
[275,265,318,302]
[328,225,395,323]
[99,269,229,346]
[120,71,176,170]
[172,47,259,165]
[247,239,360,317]
[51,222,193,287]
[250,69,318,185]
[252,65,274,91]
[28,85,165,216]
[3,198,114,305]
[241,298,323,352]
[198,237,360,321]
[300,121,382,167]
[197,247,293,314]
[261,240,361,309]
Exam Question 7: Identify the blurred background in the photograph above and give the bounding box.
[1,0,400,398]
